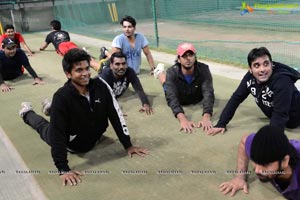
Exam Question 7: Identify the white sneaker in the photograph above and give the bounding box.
[82,47,89,53]
[153,63,165,79]
[19,102,33,117]
[42,98,52,116]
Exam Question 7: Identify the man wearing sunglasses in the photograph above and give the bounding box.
[0,38,43,92]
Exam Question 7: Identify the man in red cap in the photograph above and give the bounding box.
[153,42,215,133]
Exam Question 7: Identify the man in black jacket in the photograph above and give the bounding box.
[19,48,148,186]
[154,42,215,133]
[208,47,300,135]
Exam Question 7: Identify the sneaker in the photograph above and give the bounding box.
[42,98,52,116]
[82,47,89,53]
[99,46,108,60]
[153,63,165,79]
[19,102,33,117]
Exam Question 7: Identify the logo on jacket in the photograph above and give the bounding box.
[95,98,101,103]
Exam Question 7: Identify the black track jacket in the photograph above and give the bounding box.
[49,77,132,172]
[215,62,300,129]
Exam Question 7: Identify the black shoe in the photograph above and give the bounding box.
[99,46,108,60]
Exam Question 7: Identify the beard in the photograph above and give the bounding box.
[255,166,284,183]
[113,69,127,77]
[182,65,193,70]
[256,174,273,182]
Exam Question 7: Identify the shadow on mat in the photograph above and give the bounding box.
[73,136,168,169]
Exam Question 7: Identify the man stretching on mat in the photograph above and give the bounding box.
[19,48,148,186]
[0,38,43,92]
[98,15,155,74]
[208,47,300,135]
[153,42,215,133]
[100,51,153,115]
[39,20,100,70]
[220,125,300,199]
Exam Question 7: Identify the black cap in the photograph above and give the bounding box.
[2,38,16,48]
[250,125,290,165]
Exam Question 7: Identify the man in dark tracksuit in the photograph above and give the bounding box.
[20,48,148,186]
[208,47,300,135]
[154,42,215,133]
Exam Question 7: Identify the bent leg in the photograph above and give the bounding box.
[23,111,51,146]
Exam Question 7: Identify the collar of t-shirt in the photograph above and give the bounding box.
[183,74,193,85]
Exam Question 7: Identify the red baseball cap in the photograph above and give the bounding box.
[177,42,196,57]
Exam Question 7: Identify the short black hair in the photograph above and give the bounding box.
[247,47,272,67]
[50,20,61,30]
[110,52,127,64]
[62,48,91,73]
[4,24,14,32]
[251,125,289,165]
[120,15,136,27]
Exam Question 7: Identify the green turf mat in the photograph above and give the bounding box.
[0,32,294,200]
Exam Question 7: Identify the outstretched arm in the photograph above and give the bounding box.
[207,73,252,135]
[143,46,155,73]
[39,42,49,51]
[0,65,14,92]
[130,71,153,115]
[20,42,34,56]
[219,135,250,196]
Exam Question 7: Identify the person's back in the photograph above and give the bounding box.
[45,30,70,50]
[39,20,76,56]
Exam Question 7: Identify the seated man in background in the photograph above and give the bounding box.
[99,52,153,115]
[154,42,215,133]
[208,47,300,135]
[220,125,300,199]
[0,38,43,92]
[19,48,148,186]
[0,24,35,56]
[99,15,155,74]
